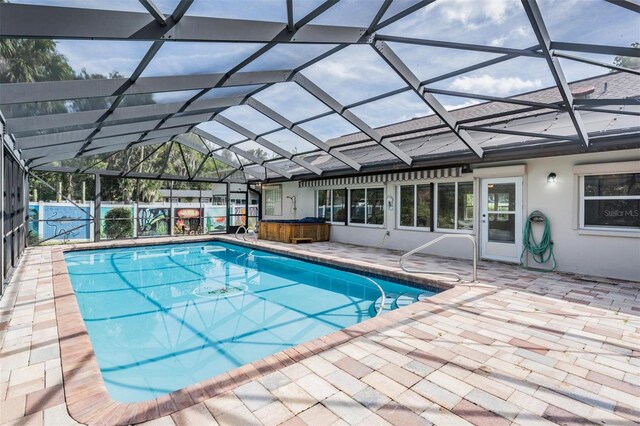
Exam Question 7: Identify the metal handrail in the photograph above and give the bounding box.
[361,276,386,317]
[400,234,477,282]
[235,226,248,241]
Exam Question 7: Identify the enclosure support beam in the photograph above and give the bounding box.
[373,0,436,31]
[372,40,484,158]
[460,125,580,142]
[141,1,344,151]
[193,128,293,179]
[139,0,167,25]
[604,0,640,12]
[421,45,542,85]
[550,41,640,58]
[575,106,640,117]
[173,134,266,180]
[213,115,324,176]
[31,166,243,183]
[293,73,413,165]
[375,35,543,58]
[0,70,293,105]
[423,87,563,110]
[553,51,640,76]
[522,0,590,148]
[1,129,5,290]
[574,98,640,106]
[94,174,101,242]
[246,98,362,171]
[0,3,365,44]
[8,96,239,135]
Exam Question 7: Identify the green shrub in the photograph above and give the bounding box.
[27,230,40,246]
[104,207,133,239]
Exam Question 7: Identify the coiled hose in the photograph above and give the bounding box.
[520,210,557,271]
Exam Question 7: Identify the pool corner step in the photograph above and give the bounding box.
[394,293,417,309]
[371,292,399,316]
[417,292,432,302]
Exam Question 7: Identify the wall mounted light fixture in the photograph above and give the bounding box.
[547,172,557,183]
[387,195,394,210]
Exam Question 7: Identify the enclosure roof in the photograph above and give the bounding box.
[1,0,639,183]
[327,71,640,147]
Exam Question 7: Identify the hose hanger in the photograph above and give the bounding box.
[520,210,557,272]
[528,212,546,223]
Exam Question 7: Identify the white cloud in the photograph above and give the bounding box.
[490,26,531,47]
[350,92,431,128]
[442,99,481,111]
[489,36,508,47]
[434,0,517,29]
[302,45,406,104]
[450,74,543,96]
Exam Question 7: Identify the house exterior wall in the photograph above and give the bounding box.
[261,182,315,221]
[268,149,640,281]
[517,150,639,281]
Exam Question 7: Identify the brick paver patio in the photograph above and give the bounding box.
[1,235,638,425]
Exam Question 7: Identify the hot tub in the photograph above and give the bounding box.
[258,217,330,243]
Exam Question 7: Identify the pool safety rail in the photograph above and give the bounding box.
[363,276,386,317]
[235,226,257,241]
[400,234,477,282]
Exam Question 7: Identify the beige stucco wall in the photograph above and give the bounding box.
[519,150,640,280]
[265,149,640,281]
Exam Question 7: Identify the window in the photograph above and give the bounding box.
[367,188,384,225]
[436,182,474,231]
[581,173,639,230]
[437,183,455,229]
[317,189,331,220]
[457,182,474,230]
[350,189,365,224]
[349,187,384,226]
[398,184,431,229]
[263,185,282,216]
[332,189,346,222]
[400,185,414,227]
[315,189,346,223]
[487,182,516,243]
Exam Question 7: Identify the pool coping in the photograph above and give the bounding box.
[52,237,466,425]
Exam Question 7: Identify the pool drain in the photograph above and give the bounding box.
[193,283,248,299]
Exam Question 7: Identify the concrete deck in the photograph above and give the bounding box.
[1,235,639,425]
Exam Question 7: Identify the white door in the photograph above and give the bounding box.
[480,177,523,263]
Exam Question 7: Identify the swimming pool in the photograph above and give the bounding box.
[64,241,436,402]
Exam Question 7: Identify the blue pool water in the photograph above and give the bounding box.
[64,241,436,402]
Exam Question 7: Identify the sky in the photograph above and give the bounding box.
[8,0,640,149]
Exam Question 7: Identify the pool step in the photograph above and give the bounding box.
[417,292,431,302]
[394,293,416,309]
[369,291,433,317]
[373,292,399,313]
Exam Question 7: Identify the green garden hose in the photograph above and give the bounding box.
[520,210,557,272]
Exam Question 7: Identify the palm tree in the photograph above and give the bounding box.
[0,36,74,117]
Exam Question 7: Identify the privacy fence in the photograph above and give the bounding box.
[27,201,259,244]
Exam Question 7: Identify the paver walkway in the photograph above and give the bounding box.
[1,235,638,425]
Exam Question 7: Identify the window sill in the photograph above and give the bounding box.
[396,226,432,232]
[347,223,385,229]
[434,228,475,235]
[577,228,640,238]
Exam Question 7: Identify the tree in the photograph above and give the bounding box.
[0,37,73,117]
[613,42,640,70]
[1,30,236,199]
[104,207,134,239]
[0,39,73,83]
